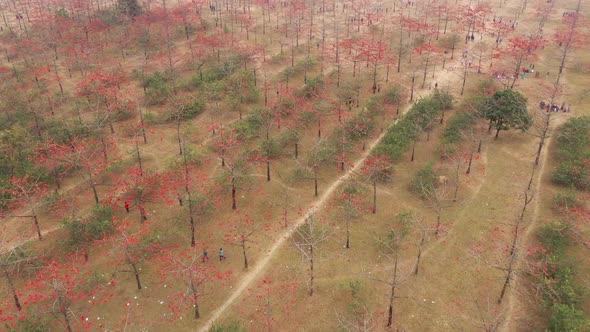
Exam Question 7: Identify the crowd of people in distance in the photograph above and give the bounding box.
[539,100,571,113]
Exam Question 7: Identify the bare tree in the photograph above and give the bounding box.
[293,214,331,296]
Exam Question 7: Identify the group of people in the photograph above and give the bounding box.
[490,72,514,80]
[202,248,226,263]
[539,100,571,113]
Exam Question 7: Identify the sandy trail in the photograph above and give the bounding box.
[196,80,452,330]
[500,113,567,332]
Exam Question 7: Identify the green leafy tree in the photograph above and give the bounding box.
[482,89,532,139]
[119,0,142,17]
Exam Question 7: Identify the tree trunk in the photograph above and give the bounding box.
[33,214,42,240]
[414,236,425,276]
[60,306,73,332]
[386,254,398,327]
[309,243,314,296]
[266,159,271,181]
[372,180,377,214]
[435,214,441,236]
[421,57,429,89]
[495,127,501,139]
[410,75,415,101]
[411,140,416,162]
[314,170,318,197]
[136,141,143,176]
[177,122,183,155]
[4,271,22,311]
[193,292,200,319]
[460,69,467,95]
[466,152,474,174]
[132,264,142,290]
[91,183,100,205]
[232,183,237,210]
[295,142,298,159]
[345,219,350,249]
[498,261,512,304]
[190,215,196,247]
[242,240,248,269]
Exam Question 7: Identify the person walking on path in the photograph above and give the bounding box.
[202,249,209,263]
[219,248,226,261]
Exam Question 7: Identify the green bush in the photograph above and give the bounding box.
[235,109,266,140]
[553,191,578,211]
[62,205,114,252]
[366,95,385,117]
[297,75,324,99]
[552,117,590,190]
[178,74,203,92]
[537,222,570,255]
[549,304,588,332]
[166,100,206,122]
[372,97,441,161]
[410,163,437,197]
[556,117,590,161]
[209,319,246,332]
[260,138,280,158]
[535,219,588,331]
[432,88,453,110]
[143,111,160,124]
[553,161,590,191]
[383,86,402,105]
[441,110,476,145]
[342,112,374,141]
[142,71,173,105]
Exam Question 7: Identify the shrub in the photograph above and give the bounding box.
[441,110,476,145]
[553,161,590,190]
[178,74,203,92]
[142,71,172,105]
[297,75,324,99]
[62,205,114,252]
[548,304,588,332]
[372,97,441,161]
[552,117,590,190]
[410,163,437,197]
[166,100,205,122]
[383,86,402,105]
[537,222,570,256]
[235,109,266,140]
[553,191,578,211]
[209,319,246,332]
[432,88,453,110]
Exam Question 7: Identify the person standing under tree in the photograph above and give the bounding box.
[219,248,226,261]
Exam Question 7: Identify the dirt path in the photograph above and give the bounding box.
[500,114,567,332]
[196,84,446,330]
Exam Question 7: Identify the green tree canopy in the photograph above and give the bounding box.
[481,89,532,139]
[118,0,142,17]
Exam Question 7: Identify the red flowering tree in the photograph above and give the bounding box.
[413,43,442,89]
[223,210,264,269]
[50,137,117,205]
[19,258,107,332]
[107,218,162,290]
[241,279,299,331]
[107,167,162,223]
[2,176,48,240]
[156,246,230,320]
[494,36,546,88]
[76,69,130,138]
